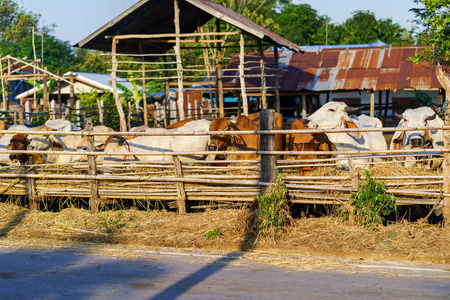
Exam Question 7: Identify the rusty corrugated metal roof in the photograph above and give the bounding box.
[222,45,443,92]
[75,0,300,53]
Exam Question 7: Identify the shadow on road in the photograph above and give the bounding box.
[0,209,29,237]
[149,200,260,300]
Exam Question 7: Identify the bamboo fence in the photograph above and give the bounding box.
[0,113,448,218]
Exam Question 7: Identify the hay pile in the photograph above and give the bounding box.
[0,203,448,265]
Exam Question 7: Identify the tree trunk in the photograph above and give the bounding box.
[435,64,450,223]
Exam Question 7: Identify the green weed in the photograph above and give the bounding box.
[348,170,397,228]
[205,227,222,240]
[97,210,123,233]
[256,169,291,239]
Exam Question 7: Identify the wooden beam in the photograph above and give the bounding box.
[239,33,248,116]
[216,18,224,117]
[174,0,185,121]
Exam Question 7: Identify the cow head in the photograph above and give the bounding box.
[206,118,233,160]
[392,108,439,150]
[8,134,31,165]
[303,101,361,139]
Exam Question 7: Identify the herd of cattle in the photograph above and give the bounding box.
[0,101,446,172]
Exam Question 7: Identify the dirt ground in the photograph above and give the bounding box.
[0,202,448,267]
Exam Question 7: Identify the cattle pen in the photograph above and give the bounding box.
[0,110,449,222]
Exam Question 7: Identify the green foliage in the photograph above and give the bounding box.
[409,0,450,68]
[97,210,123,233]
[256,169,290,238]
[349,170,396,228]
[413,90,433,106]
[205,227,222,240]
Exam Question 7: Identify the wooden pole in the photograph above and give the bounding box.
[68,73,75,120]
[97,99,104,125]
[127,100,132,130]
[174,0,185,121]
[370,90,375,117]
[17,107,24,125]
[57,71,62,118]
[142,59,148,126]
[86,118,99,212]
[260,109,276,193]
[239,33,248,116]
[111,37,128,132]
[26,161,38,211]
[258,40,267,109]
[436,65,450,223]
[301,94,307,118]
[42,68,48,112]
[216,18,224,117]
[274,45,280,113]
[173,155,186,214]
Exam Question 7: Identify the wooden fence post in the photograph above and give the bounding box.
[26,158,38,211]
[17,107,24,125]
[260,109,276,193]
[443,134,450,223]
[86,118,99,212]
[97,99,104,125]
[173,155,186,214]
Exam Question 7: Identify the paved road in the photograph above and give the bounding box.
[0,245,448,299]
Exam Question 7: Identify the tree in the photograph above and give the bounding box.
[338,10,412,45]
[274,3,326,45]
[0,0,38,44]
[410,0,450,71]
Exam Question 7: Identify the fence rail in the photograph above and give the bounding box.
[0,111,448,219]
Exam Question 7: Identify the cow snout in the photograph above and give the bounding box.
[410,137,423,148]
[9,154,17,161]
[208,145,218,151]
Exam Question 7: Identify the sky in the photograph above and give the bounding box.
[18,0,421,46]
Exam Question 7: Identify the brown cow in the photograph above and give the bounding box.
[288,119,333,175]
[164,118,195,129]
[248,112,286,153]
[0,120,9,138]
[230,115,260,160]
[207,117,233,161]
[207,113,285,161]
[8,134,45,164]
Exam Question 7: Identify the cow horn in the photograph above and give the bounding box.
[430,105,441,115]
[426,113,437,121]
[394,112,403,119]
[344,106,361,114]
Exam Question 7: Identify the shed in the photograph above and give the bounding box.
[222,44,445,126]
[15,72,139,111]
[75,0,301,130]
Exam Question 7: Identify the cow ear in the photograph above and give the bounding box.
[392,132,405,150]
[33,154,45,164]
[424,130,434,148]
[342,117,361,139]
[232,135,245,148]
[52,140,63,151]
[7,144,11,150]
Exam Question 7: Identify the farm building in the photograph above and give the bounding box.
[221,43,445,126]
[15,71,140,111]
[74,0,301,130]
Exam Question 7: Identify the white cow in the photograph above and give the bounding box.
[45,119,81,131]
[304,101,387,169]
[28,124,115,164]
[102,120,211,162]
[0,124,31,165]
[390,107,444,168]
